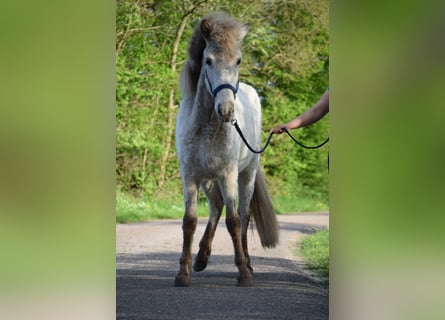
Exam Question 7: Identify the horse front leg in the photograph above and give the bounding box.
[194,180,224,272]
[174,181,198,287]
[238,168,257,274]
[220,171,253,287]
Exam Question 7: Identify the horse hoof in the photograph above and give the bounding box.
[174,275,190,287]
[237,276,254,287]
[193,259,208,272]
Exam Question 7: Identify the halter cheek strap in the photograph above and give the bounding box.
[205,70,239,98]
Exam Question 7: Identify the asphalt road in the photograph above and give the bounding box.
[117,213,329,320]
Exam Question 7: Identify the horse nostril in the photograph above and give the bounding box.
[216,102,234,122]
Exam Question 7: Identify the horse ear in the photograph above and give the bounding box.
[201,18,212,39]
[241,23,249,39]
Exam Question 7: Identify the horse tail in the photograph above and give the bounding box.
[250,170,279,248]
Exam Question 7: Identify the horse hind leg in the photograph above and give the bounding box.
[194,181,224,272]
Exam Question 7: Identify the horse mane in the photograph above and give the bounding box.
[180,12,246,98]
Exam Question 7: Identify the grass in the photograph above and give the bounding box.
[298,228,329,278]
[116,191,210,223]
[273,194,328,214]
[116,190,329,223]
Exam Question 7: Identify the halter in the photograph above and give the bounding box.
[205,70,239,99]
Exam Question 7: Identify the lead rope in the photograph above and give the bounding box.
[231,119,329,154]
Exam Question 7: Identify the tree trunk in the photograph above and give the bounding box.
[158,5,200,189]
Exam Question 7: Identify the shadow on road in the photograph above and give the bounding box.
[117,251,328,320]
[277,221,326,234]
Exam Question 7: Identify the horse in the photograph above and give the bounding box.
[174,12,279,287]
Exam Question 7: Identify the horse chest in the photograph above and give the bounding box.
[183,137,235,178]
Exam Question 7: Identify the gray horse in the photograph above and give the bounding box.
[175,12,279,287]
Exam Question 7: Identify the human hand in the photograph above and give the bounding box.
[272,124,290,134]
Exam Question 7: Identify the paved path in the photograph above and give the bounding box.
[117,213,329,320]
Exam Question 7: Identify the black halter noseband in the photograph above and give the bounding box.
[205,70,239,98]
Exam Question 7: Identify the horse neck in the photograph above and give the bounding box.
[191,74,219,126]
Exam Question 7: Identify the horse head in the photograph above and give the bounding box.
[200,15,249,123]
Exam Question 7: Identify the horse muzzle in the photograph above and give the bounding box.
[216,101,234,122]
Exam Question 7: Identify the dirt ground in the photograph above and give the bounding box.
[117,213,329,320]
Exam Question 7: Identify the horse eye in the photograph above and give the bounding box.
[236,58,241,66]
[205,58,212,66]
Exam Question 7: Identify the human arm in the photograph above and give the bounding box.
[272,89,329,134]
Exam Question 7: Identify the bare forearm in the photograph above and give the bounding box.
[272,89,329,133]
[284,91,329,128]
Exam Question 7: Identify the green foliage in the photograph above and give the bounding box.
[116,0,329,211]
[298,228,329,277]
